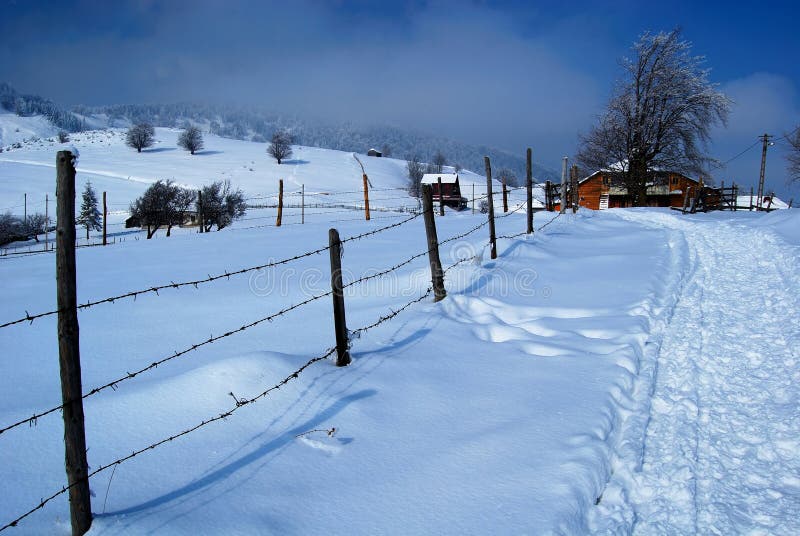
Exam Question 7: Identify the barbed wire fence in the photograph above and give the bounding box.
[1,156,574,533]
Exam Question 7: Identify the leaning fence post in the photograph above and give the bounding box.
[276,179,283,227]
[484,156,497,260]
[363,174,370,221]
[422,185,446,302]
[329,228,351,366]
[526,148,533,234]
[56,150,93,535]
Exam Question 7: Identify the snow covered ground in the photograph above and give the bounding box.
[1,122,798,534]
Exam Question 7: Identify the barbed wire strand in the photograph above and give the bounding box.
[1,270,468,531]
[0,213,422,330]
[0,346,338,532]
[0,289,334,437]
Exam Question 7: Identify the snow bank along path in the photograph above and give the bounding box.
[593,210,800,534]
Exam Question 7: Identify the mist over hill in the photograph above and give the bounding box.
[1,82,557,181]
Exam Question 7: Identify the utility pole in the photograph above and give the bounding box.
[756,133,773,210]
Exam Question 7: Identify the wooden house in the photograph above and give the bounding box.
[577,170,700,210]
[367,148,382,157]
[421,173,467,209]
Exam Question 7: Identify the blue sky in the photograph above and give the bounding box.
[1,0,799,198]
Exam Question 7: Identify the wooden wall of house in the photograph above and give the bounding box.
[577,172,700,210]
[577,174,607,210]
[667,173,699,208]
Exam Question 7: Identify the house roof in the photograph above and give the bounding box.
[421,173,459,185]
[579,167,697,185]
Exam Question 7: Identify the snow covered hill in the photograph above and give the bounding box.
[0,122,538,253]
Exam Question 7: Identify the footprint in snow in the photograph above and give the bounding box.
[296,430,353,456]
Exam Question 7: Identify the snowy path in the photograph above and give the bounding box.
[618,211,800,534]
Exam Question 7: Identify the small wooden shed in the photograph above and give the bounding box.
[367,148,382,157]
[421,173,467,209]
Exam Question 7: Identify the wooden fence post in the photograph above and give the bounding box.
[544,180,550,211]
[570,165,578,213]
[363,174,370,221]
[276,179,283,227]
[45,193,49,251]
[56,151,93,536]
[484,156,497,260]
[422,185,446,302]
[502,177,508,213]
[329,228,351,366]
[472,183,475,214]
[560,157,568,214]
[302,184,305,224]
[526,148,533,234]
[102,191,107,245]
[438,177,445,216]
[197,190,204,233]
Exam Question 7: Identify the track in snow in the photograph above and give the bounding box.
[619,211,800,534]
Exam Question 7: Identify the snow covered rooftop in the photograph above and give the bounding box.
[421,173,458,184]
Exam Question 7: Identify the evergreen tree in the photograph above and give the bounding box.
[77,181,102,240]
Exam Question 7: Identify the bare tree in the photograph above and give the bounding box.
[168,188,197,236]
[177,126,204,155]
[0,212,23,246]
[22,213,49,242]
[380,143,392,157]
[129,180,195,238]
[496,168,519,187]
[200,180,246,231]
[406,154,426,197]
[126,123,155,153]
[268,129,293,164]
[787,126,800,183]
[432,150,447,173]
[577,29,730,206]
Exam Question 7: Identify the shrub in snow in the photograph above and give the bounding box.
[126,123,155,153]
[267,129,293,164]
[178,126,204,155]
[199,179,246,231]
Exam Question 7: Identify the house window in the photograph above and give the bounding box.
[602,176,610,186]
[671,177,679,185]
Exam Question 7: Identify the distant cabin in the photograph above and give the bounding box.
[421,173,467,209]
[367,148,382,157]
[577,169,700,210]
